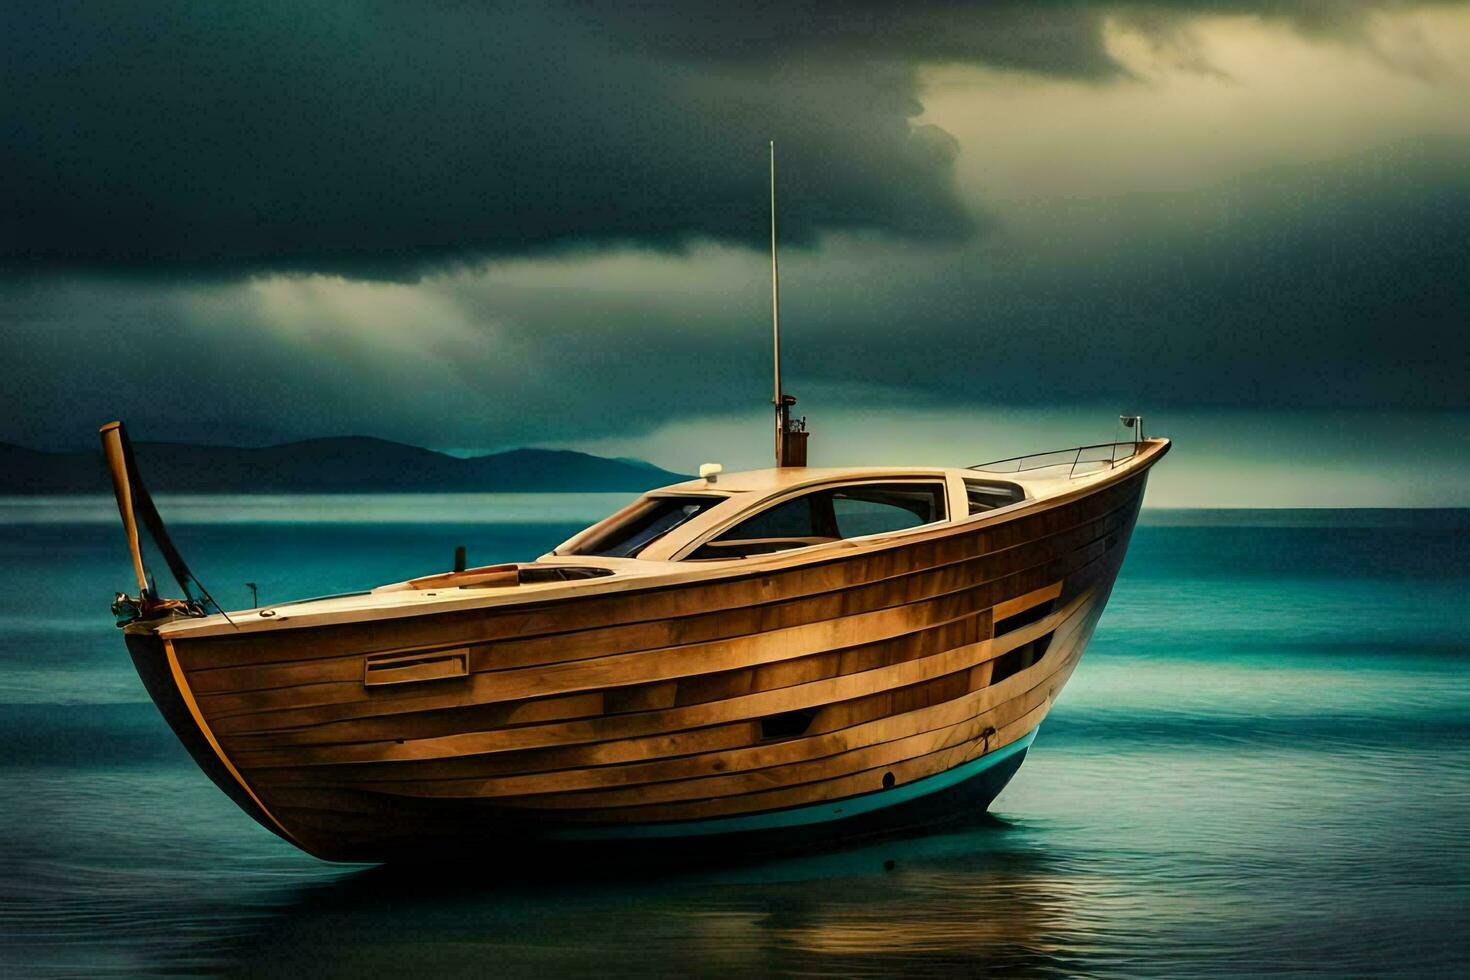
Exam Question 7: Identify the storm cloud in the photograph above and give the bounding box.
[1,1,1468,506]
[5,130,1467,453]
[2,0,1452,279]
[1,1,994,279]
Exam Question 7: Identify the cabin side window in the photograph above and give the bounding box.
[830,484,944,537]
[561,495,723,558]
[964,479,1025,515]
[688,482,946,560]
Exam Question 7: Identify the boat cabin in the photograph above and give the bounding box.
[551,467,1027,565]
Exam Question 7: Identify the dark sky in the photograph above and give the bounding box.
[3,1,1468,503]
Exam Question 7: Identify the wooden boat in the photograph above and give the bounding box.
[100,147,1168,862]
[103,430,1166,862]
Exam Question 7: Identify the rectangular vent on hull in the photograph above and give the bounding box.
[990,633,1054,685]
[363,649,469,687]
[760,707,819,740]
[994,599,1054,637]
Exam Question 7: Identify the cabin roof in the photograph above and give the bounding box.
[656,465,960,495]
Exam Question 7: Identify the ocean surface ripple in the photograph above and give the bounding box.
[0,502,1465,977]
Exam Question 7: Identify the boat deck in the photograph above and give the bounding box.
[157,440,1165,640]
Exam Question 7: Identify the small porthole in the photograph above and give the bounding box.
[882,771,896,789]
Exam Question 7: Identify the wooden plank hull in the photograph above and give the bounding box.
[122,459,1156,863]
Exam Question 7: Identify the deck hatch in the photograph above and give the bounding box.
[363,649,470,687]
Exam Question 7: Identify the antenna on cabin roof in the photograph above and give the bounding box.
[769,141,808,468]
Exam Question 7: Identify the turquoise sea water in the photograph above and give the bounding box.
[0,497,1466,977]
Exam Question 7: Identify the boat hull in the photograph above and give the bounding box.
[122,457,1155,862]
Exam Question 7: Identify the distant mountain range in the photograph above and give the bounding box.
[0,438,688,494]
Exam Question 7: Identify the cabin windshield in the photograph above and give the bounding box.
[561,495,723,558]
[688,481,947,560]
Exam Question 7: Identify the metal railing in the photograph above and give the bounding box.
[967,441,1142,480]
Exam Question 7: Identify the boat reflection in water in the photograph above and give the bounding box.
[217,814,1083,977]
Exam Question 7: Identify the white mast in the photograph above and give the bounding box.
[770,140,783,465]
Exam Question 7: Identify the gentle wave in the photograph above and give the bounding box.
[0,514,1466,977]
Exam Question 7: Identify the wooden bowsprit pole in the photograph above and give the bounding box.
[98,420,233,625]
[99,421,148,597]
